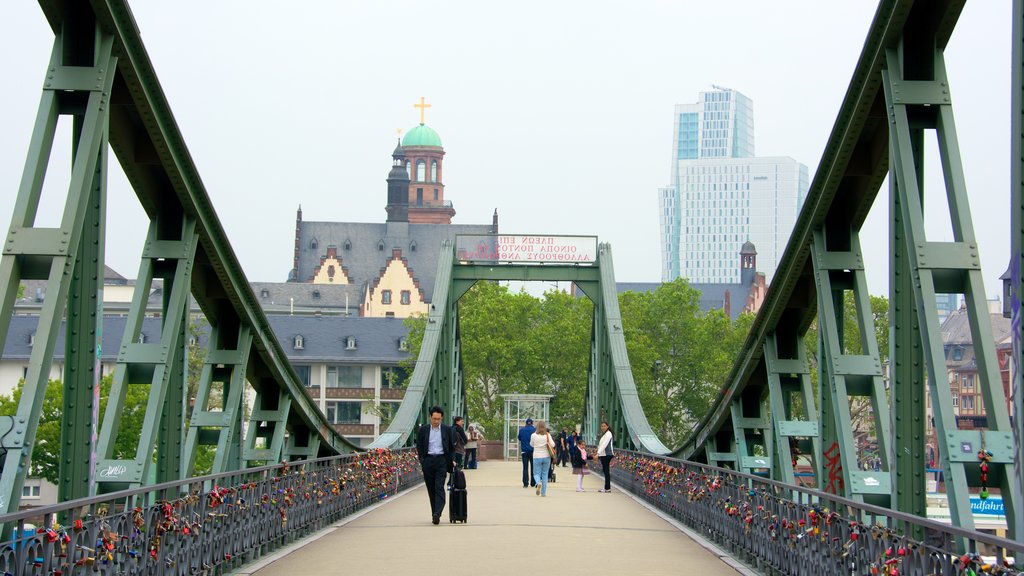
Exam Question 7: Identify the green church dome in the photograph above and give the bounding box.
[402,124,442,148]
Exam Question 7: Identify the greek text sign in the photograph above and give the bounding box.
[455,235,597,263]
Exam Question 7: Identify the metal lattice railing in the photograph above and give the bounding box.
[604,450,1022,576]
[0,448,419,576]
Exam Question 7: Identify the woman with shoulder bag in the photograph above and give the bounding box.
[529,421,556,497]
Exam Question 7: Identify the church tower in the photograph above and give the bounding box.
[386,139,410,222]
[401,97,456,224]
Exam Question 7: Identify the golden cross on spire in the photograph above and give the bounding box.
[413,96,431,124]
[396,128,403,138]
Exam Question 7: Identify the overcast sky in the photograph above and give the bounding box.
[0,2,1013,301]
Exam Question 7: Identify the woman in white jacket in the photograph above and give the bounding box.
[596,421,614,492]
[530,421,557,497]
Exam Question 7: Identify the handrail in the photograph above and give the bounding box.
[608,450,1021,575]
[0,449,419,576]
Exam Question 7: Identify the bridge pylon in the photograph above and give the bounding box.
[370,238,670,455]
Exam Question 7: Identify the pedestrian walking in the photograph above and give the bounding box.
[465,425,480,469]
[557,427,569,467]
[415,406,455,525]
[530,420,557,497]
[596,421,614,493]
[518,418,536,488]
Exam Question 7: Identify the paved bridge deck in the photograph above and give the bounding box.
[239,461,744,575]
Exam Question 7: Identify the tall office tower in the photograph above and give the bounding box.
[659,87,809,285]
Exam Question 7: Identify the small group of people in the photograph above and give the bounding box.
[518,418,615,496]
[415,406,483,525]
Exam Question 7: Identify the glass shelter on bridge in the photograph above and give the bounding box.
[501,394,553,460]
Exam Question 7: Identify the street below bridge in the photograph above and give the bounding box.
[238,460,745,575]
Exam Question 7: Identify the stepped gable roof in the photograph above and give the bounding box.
[296,221,493,301]
[266,315,411,364]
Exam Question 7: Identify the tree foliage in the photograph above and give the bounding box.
[0,375,149,485]
[402,279,756,448]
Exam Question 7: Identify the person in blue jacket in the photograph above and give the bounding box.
[517,418,536,488]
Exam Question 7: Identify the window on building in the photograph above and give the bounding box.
[325,401,361,424]
[416,161,426,181]
[344,240,351,251]
[310,239,318,250]
[431,160,437,182]
[416,188,423,205]
[326,365,362,388]
[21,485,40,499]
[293,335,304,350]
[400,290,411,305]
[434,189,439,201]
[378,240,385,251]
[294,364,311,386]
[312,289,321,300]
[346,337,357,351]
[381,290,392,305]
[952,395,959,408]
[964,374,974,390]
[381,366,409,389]
[952,347,963,361]
[260,289,269,298]
[138,333,146,344]
[398,338,409,351]
[962,395,975,411]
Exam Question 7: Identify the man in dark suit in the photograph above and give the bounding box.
[416,405,455,525]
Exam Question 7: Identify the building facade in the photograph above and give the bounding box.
[659,87,809,286]
[288,112,496,319]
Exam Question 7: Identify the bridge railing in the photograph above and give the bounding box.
[0,448,419,576]
[607,450,1022,576]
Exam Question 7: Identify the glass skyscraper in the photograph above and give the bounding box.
[659,87,809,285]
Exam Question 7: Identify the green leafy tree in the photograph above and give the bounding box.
[0,375,149,484]
[803,292,890,443]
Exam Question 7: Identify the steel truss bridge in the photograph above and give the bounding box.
[0,0,1023,574]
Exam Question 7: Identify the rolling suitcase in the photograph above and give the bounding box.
[449,465,468,523]
[449,487,468,523]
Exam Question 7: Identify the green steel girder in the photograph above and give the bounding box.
[243,390,291,465]
[95,216,197,492]
[1011,0,1024,543]
[675,3,975,503]
[811,229,892,506]
[183,324,251,476]
[371,241,669,456]
[369,242,457,449]
[730,398,772,474]
[0,30,116,515]
[764,333,821,486]
[21,0,362,483]
[884,46,1018,539]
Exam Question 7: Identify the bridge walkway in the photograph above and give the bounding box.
[238,461,745,575]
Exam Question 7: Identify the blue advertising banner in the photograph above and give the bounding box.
[969,496,1004,516]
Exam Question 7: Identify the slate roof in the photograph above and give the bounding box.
[2,315,164,361]
[574,281,754,320]
[940,307,1011,371]
[251,282,363,315]
[293,220,494,301]
[688,281,754,320]
[3,314,412,367]
[265,315,410,364]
